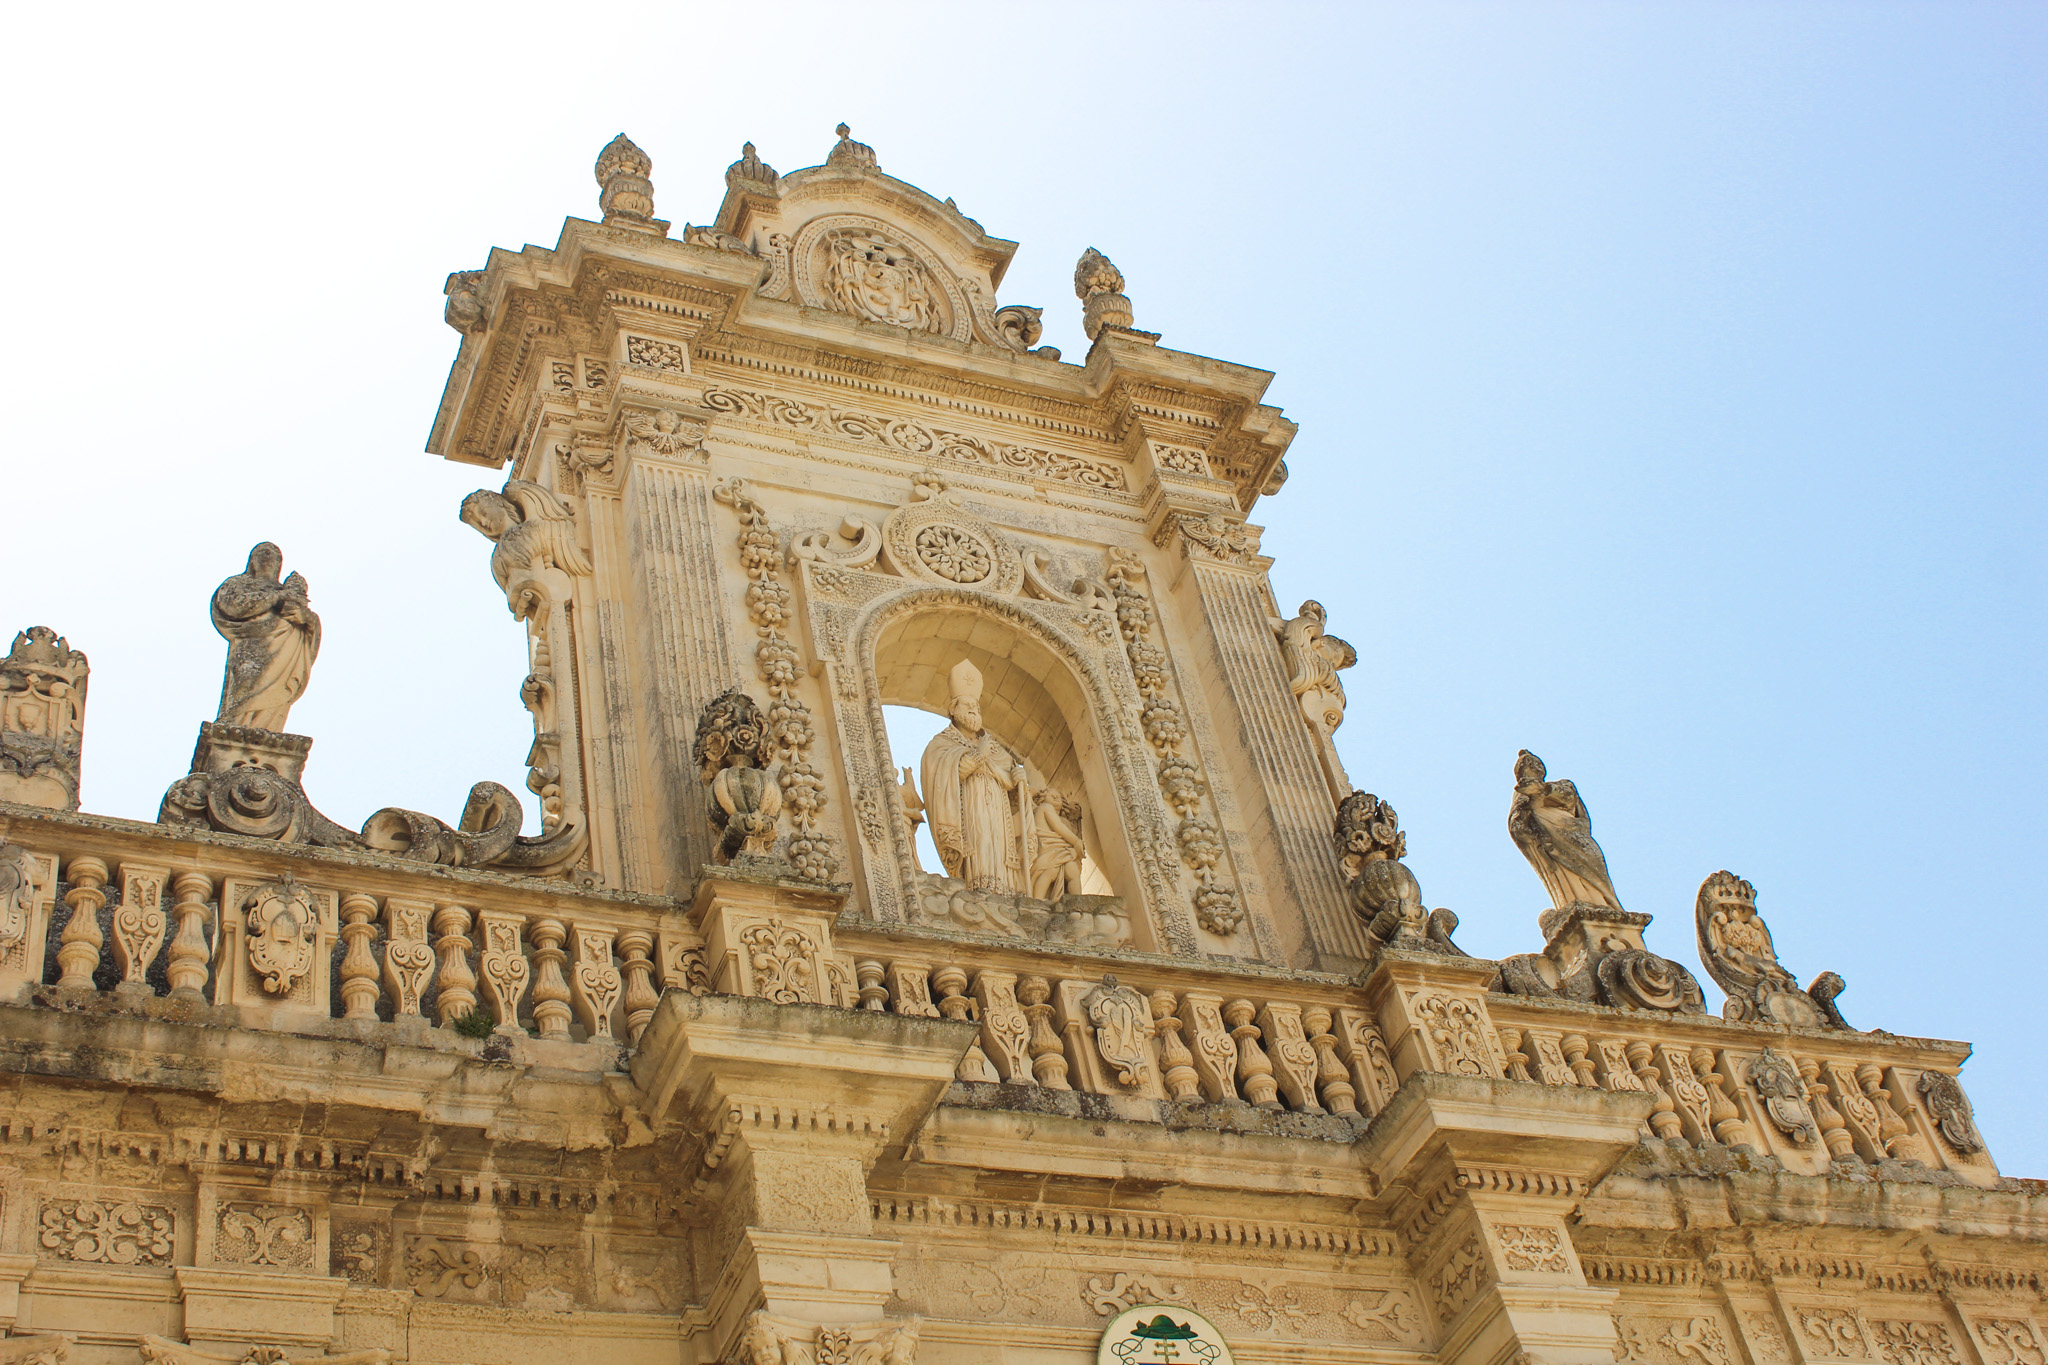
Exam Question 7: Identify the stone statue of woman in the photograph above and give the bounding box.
[212,543,321,733]
[919,660,1026,894]
[1507,749,1624,913]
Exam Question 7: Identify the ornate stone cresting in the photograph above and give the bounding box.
[713,478,839,882]
[1499,751,1705,1014]
[1333,791,1464,956]
[693,688,784,864]
[1074,247,1134,341]
[595,132,667,236]
[0,625,88,810]
[213,543,320,733]
[1694,871,1853,1029]
[460,478,594,621]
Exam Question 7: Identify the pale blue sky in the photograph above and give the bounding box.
[4,4,2042,1166]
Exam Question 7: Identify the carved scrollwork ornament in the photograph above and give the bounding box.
[1749,1047,1820,1146]
[1917,1070,1985,1154]
[878,484,1023,593]
[360,780,587,877]
[1597,947,1706,1014]
[242,874,318,996]
[1333,791,1466,957]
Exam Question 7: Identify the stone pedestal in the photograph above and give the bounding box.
[690,862,847,1005]
[174,1266,347,1350]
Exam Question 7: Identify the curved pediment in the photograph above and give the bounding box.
[708,128,1041,352]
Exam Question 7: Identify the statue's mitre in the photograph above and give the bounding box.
[948,659,984,704]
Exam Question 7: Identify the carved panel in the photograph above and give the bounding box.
[38,1198,174,1265]
[1491,1223,1570,1274]
[215,1202,314,1269]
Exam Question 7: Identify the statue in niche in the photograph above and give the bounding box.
[1507,749,1624,914]
[1275,600,1356,735]
[212,543,321,732]
[1029,792,1087,902]
[459,478,593,621]
[919,660,1026,894]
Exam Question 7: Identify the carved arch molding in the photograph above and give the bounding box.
[800,572,1197,955]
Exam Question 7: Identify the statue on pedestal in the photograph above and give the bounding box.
[1507,749,1623,914]
[920,660,1026,894]
[212,543,320,733]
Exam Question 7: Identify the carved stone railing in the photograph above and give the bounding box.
[0,805,1998,1181]
[1484,994,1994,1184]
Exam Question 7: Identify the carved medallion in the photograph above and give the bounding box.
[791,215,971,342]
[242,875,319,996]
[879,491,1023,594]
[1098,1305,1233,1365]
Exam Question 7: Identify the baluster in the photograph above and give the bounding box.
[1799,1055,1855,1158]
[1626,1041,1683,1138]
[1179,990,1240,1104]
[165,872,214,998]
[528,918,572,1039]
[571,925,622,1040]
[1152,991,1201,1101]
[618,929,658,1042]
[1858,1062,1927,1162]
[1658,1043,1717,1142]
[431,905,477,1026]
[855,959,889,1011]
[1560,1032,1599,1087]
[930,965,976,1021]
[110,864,168,992]
[1256,1001,1322,1113]
[1018,976,1070,1090]
[55,855,109,989]
[1330,1006,1395,1115]
[336,892,381,1020]
[1497,1027,1534,1083]
[1695,1046,1756,1147]
[1301,1006,1357,1116]
[475,910,531,1034]
[381,898,437,1020]
[1224,999,1281,1109]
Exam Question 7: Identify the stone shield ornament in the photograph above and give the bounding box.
[243,875,318,996]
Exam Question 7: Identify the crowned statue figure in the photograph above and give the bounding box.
[920,660,1028,894]
[1507,749,1624,913]
[212,542,321,733]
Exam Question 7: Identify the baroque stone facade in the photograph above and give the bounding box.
[0,128,2038,1365]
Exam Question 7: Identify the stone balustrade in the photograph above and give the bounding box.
[0,817,1998,1184]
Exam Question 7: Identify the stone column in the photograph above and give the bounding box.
[1164,517,1369,970]
[623,432,735,891]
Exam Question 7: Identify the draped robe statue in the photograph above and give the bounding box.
[1507,749,1624,911]
[212,543,321,732]
[919,662,1026,894]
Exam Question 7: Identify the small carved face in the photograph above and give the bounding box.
[950,699,983,734]
[247,542,284,582]
[459,490,514,539]
[1513,749,1547,787]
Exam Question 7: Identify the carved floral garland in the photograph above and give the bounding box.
[1104,550,1244,936]
[713,478,839,882]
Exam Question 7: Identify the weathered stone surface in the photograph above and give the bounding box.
[0,126,2036,1365]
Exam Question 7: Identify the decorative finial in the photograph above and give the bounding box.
[726,141,780,192]
[828,123,878,171]
[1073,247,1133,340]
[594,133,667,236]
[0,625,90,811]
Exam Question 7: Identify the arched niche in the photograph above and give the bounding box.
[838,584,1180,953]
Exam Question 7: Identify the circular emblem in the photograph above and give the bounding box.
[914,525,994,583]
[1098,1307,1233,1365]
[879,492,1023,594]
[790,214,973,343]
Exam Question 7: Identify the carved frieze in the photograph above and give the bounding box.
[215,1202,314,1269]
[701,386,1128,491]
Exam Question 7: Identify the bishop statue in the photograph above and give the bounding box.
[919,660,1027,894]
